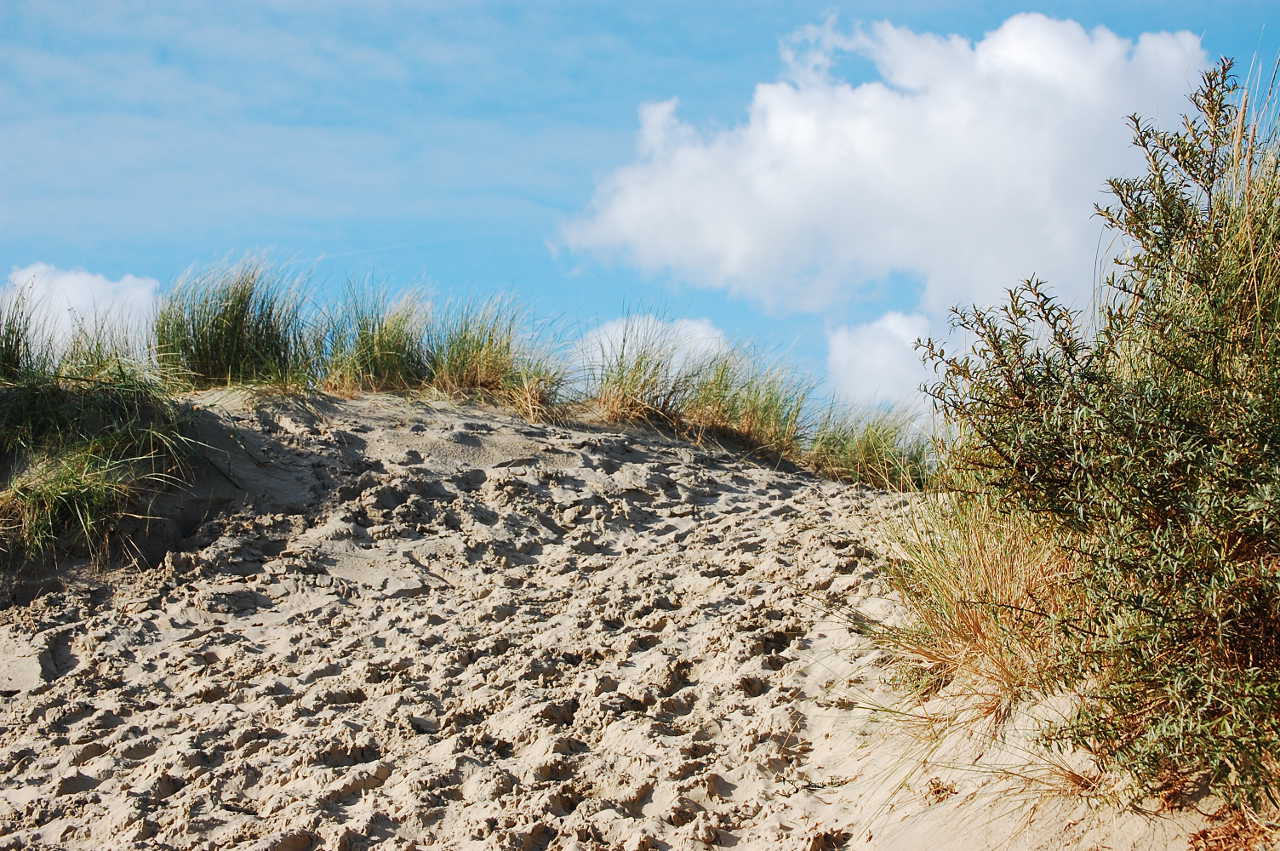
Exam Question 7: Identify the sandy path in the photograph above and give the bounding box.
[0,395,1204,849]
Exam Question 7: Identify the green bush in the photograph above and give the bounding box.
[922,59,1280,804]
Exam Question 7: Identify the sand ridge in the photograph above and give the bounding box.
[0,394,1204,849]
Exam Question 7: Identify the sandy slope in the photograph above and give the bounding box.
[0,393,1209,849]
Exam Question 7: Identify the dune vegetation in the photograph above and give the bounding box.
[0,262,927,566]
[2,42,1277,851]
[0,293,186,566]
[882,58,1280,829]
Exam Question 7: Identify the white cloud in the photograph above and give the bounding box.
[564,13,1208,406]
[3,263,159,345]
[574,315,729,376]
[827,312,932,408]
[564,13,1205,315]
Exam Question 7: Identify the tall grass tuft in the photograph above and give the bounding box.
[423,300,566,422]
[808,408,932,490]
[0,336,185,564]
[684,350,812,459]
[0,289,54,381]
[583,316,697,424]
[583,314,933,472]
[880,480,1075,722]
[324,287,431,394]
[154,261,313,388]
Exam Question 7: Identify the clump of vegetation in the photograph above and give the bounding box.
[881,481,1075,721]
[0,291,54,381]
[154,261,314,388]
[808,408,931,490]
[423,300,565,422]
[684,351,812,459]
[584,316,700,424]
[584,314,928,484]
[324,287,432,394]
[0,294,185,564]
[891,58,1280,808]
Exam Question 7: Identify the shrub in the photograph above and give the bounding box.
[919,59,1280,804]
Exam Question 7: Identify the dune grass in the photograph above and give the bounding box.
[584,316,700,425]
[879,478,1075,722]
[0,296,185,565]
[581,314,927,483]
[0,291,55,381]
[683,351,812,459]
[322,292,566,421]
[808,408,932,490]
[424,300,560,407]
[154,261,314,389]
[323,287,432,394]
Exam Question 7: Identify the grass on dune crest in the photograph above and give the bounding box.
[584,316,700,425]
[683,351,811,459]
[583,314,928,486]
[321,291,564,420]
[807,408,932,490]
[0,297,186,564]
[423,300,566,422]
[0,291,55,381]
[154,261,314,389]
[881,58,1280,824]
[323,287,432,394]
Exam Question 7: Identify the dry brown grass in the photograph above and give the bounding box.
[880,483,1077,724]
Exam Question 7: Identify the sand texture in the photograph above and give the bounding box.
[0,394,1208,849]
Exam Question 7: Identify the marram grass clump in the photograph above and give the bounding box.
[581,315,928,485]
[0,305,186,564]
[808,408,931,491]
[423,300,565,421]
[323,287,432,394]
[154,261,314,389]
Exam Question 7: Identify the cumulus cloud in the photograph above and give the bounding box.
[4,263,160,344]
[565,14,1204,315]
[564,13,1207,404]
[826,312,933,408]
[574,315,729,375]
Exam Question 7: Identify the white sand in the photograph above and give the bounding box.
[0,393,1210,849]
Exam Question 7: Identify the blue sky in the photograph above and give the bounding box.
[2,1,1276,405]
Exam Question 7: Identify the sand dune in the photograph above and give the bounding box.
[0,394,1205,849]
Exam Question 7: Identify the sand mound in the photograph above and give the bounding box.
[0,394,1206,849]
